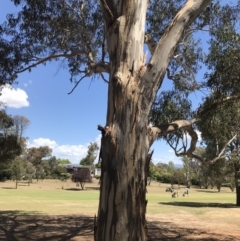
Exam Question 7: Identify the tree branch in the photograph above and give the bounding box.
[88,62,110,75]
[143,0,211,89]
[68,74,88,95]
[198,95,240,117]
[99,0,117,26]
[16,51,86,74]
[148,118,198,146]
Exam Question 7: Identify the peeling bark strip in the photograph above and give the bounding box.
[96,1,212,240]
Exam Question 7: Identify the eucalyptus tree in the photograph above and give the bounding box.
[2,0,239,240]
[199,101,240,204]
[197,5,240,205]
[12,115,30,140]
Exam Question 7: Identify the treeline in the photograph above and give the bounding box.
[0,109,71,185]
[149,153,237,193]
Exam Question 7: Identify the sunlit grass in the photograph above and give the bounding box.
[0,179,238,223]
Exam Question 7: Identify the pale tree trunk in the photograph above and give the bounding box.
[96,0,211,240]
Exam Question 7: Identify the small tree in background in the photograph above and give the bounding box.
[71,168,92,190]
[57,158,71,164]
[11,157,25,189]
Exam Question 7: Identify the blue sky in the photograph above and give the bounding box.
[0,1,206,165]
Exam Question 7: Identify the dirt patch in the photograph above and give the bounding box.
[0,212,240,241]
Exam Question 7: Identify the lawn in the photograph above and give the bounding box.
[0,179,240,240]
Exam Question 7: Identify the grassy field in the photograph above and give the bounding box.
[0,178,238,217]
[1,179,240,240]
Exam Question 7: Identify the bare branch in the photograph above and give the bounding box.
[99,73,109,84]
[16,51,86,74]
[68,74,88,95]
[208,134,237,164]
[175,134,238,164]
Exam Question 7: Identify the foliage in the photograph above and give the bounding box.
[0,0,104,85]
[12,115,30,139]
[48,156,58,173]
[71,168,92,190]
[57,158,71,164]
[80,142,99,166]
[147,162,159,185]
[10,157,25,188]
[26,146,52,166]
[0,110,22,163]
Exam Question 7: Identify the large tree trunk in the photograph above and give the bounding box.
[96,0,211,240]
[96,2,150,239]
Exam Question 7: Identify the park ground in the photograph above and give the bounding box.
[0,179,240,241]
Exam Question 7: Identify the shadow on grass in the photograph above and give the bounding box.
[159,201,237,208]
[147,220,238,241]
[64,188,84,191]
[0,210,94,241]
[1,187,16,189]
[195,189,219,193]
[0,211,237,241]
[85,186,100,191]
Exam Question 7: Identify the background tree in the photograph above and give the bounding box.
[48,156,58,174]
[2,0,240,239]
[10,157,25,189]
[71,168,92,190]
[57,158,71,165]
[0,110,22,162]
[24,161,35,183]
[12,115,30,140]
[0,110,22,181]
[80,142,99,166]
[26,146,52,181]
[147,161,159,185]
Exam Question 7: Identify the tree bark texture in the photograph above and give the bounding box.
[96,0,211,240]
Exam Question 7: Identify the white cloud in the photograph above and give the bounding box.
[0,84,29,108]
[28,137,89,163]
[30,138,58,149]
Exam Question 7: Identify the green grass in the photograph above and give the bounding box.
[146,182,236,214]
[0,179,238,220]
[0,180,100,215]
